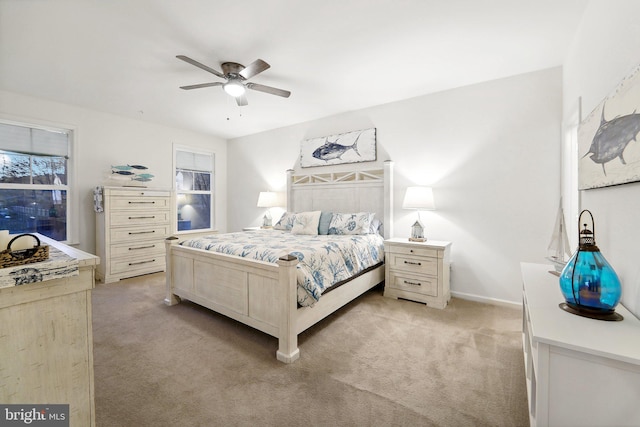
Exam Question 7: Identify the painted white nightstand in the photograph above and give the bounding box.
[383,238,452,309]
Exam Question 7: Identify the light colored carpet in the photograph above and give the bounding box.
[92,272,529,426]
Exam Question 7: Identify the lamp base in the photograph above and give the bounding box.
[559,302,623,321]
[408,237,426,242]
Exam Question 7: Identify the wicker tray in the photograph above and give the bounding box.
[0,234,49,268]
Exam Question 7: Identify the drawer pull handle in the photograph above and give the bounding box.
[404,280,421,286]
[128,201,156,204]
[129,216,155,219]
[410,249,414,253]
[404,260,422,266]
[129,259,155,266]
[129,245,155,250]
[128,230,156,235]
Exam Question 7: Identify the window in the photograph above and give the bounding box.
[0,121,71,241]
[174,147,214,232]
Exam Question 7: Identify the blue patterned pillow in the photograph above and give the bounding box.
[274,212,296,230]
[328,212,374,235]
[318,212,333,235]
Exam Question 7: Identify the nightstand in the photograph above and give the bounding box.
[383,238,452,309]
[242,226,274,231]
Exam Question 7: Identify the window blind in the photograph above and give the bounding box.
[176,150,213,172]
[0,122,69,157]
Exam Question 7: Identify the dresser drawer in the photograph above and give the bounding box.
[110,225,170,243]
[388,253,438,276]
[110,196,170,210]
[110,240,166,258]
[110,255,165,275]
[110,210,170,226]
[389,271,438,297]
[109,189,171,198]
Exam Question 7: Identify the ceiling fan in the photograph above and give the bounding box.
[176,55,291,106]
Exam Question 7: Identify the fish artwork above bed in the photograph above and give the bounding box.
[299,127,376,168]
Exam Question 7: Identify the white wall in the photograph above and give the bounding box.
[229,67,562,304]
[563,0,640,318]
[0,90,227,254]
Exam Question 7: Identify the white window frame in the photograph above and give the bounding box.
[0,117,78,244]
[173,144,215,234]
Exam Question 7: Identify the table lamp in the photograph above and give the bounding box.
[257,191,278,228]
[402,186,435,242]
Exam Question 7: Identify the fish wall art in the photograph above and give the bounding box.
[579,63,640,189]
[109,164,154,186]
[299,128,376,168]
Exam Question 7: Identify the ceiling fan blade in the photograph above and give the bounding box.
[246,82,291,98]
[176,55,225,78]
[179,82,223,90]
[235,93,248,106]
[239,59,270,80]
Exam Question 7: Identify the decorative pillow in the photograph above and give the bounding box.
[369,217,382,235]
[318,211,333,235]
[328,212,374,235]
[291,211,322,235]
[274,212,296,230]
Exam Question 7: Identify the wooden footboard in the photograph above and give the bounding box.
[165,238,301,362]
[164,238,383,363]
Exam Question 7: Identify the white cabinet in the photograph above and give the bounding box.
[521,263,640,427]
[383,238,451,309]
[0,236,99,426]
[96,186,171,283]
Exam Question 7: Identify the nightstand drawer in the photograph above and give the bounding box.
[388,253,438,276]
[386,244,439,258]
[390,272,438,297]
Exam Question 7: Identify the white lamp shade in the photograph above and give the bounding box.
[402,187,435,210]
[257,191,279,208]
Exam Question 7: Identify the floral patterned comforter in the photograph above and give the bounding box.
[180,230,385,307]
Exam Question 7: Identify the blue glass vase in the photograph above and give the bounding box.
[558,210,622,319]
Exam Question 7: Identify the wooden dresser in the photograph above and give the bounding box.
[521,263,640,427]
[96,186,171,283]
[0,236,99,426]
[383,238,452,309]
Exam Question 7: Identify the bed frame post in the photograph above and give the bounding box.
[286,169,294,211]
[164,236,180,306]
[384,160,394,239]
[276,254,300,363]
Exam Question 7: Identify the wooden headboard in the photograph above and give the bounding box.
[286,160,394,239]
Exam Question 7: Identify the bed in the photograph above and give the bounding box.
[164,161,394,363]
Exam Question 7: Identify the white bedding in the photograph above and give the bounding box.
[180,230,385,306]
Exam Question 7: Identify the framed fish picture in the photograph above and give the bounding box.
[579,64,640,189]
[300,128,376,168]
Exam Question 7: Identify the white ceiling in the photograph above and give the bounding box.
[0,0,588,140]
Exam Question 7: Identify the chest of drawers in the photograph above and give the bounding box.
[95,186,171,283]
[383,238,452,309]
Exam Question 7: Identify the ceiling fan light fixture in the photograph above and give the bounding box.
[223,80,246,97]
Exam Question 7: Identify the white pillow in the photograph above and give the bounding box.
[328,212,374,235]
[291,211,322,235]
[274,212,296,230]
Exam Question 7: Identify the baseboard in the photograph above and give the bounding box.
[451,291,521,308]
